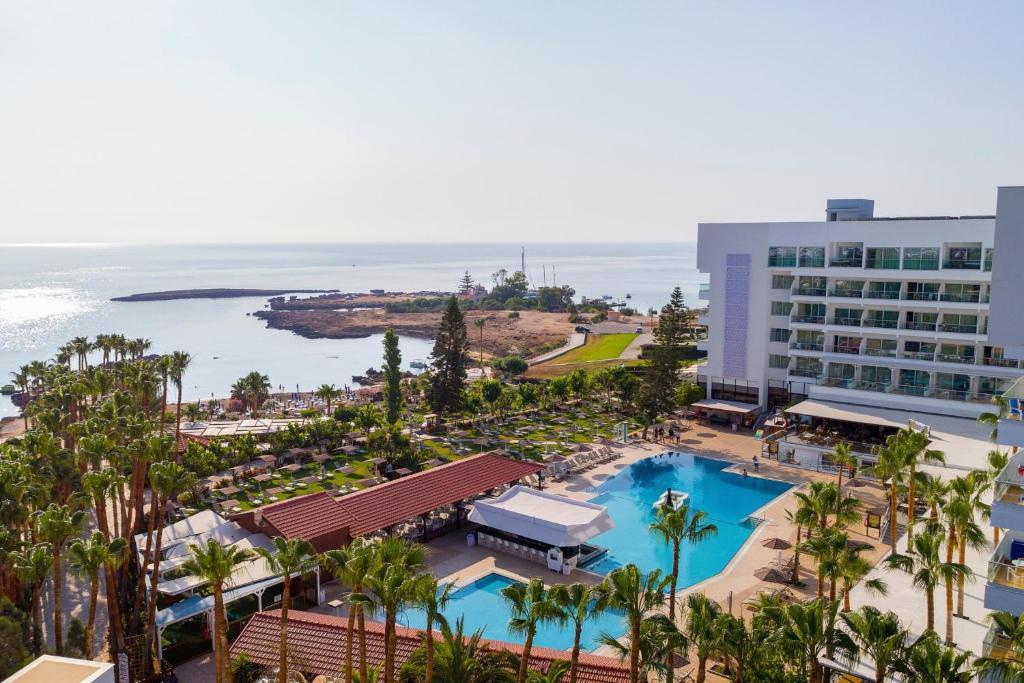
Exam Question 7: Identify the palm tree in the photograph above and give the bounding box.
[836,540,887,612]
[526,660,570,683]
[474,318,486,367]
[182,539,248,683]
[402,617,518,683]
[502,577,557,683]
[315,383,340,416]
[170,351,192,443]
[784,505,816,586]
[948,473,988,623]
[13,542,53,655]
[549,583,604,683]
[68,532,127,659]
[899,427,945,551]
[800,530,847,600]
[792,481,859,534]
[835,605,911,683]
[886,530,969,634]
[917,473,949,523]
[596,564,669,683]
[601,614,686,682]
[680,592,722,683]
[829,442,856,493]
[978,394,1010,441]
[324,540,376,683]
[33,503,86,655]
[894,635,973,683]
[648,501,718,622]
[988,448,1010,545]
[255,537,319,683]
[865,439,912,551]
[975,611,1024,682]
[415,578,454,683]
[766,598,841,683]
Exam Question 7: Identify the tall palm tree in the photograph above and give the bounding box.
[315,383,340,416]
[33,503,86,655]
[978,394,1010,441]
[402,617,518,683]
[680,592,722,683]
[765,598,841,683]
[170,351,192,443]
[835,605,911,683]
[801,530,847,601]
[526,660,570,683]
[648,501,718,622]
[502,577,557,683]
[255,537,319,683]
[414,578,454,683]
[829,442,856,493]
[784,505,816,586]
[68,532,127,659]
[886,530,969,634]
[975,611,1024,682]
[866,439,912,550]
[474,318,486,367]
[324,540,377,683]
[549,583,604,683]
[600,614,686,683]
[13,542,53,655]
[948,473,988,623]
[894,635,973,683]
[899,427,945,552]
[182,539,248,683]
[596,564,669,683]
[793,481,859,534]
[988,449,1009,545]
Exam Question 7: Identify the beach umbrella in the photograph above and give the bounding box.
[570,443,592,452]
[754,566,789,584]
[543,453,566,463]
[761,537,792,550]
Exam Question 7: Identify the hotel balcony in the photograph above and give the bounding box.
[829,288,864,298]
[829,257,863,268]
[992,451,1024,532]
[788,367,822,379]
[791,287,827,297]
[828,317,862,327]
[984,533,1024,616]
[864,289,901,301]
[982,622,1014,662]
[996,377,1024,449]
[944,258,982,270]
[698,283,710,301]
[901,321,939,332]
[790,341,824,352]
[791,314,826,325]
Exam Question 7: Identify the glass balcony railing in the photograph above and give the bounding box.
[830,317,862,327]
[863,318,899,329]
[818,377,855,388]
[865,258,900,269]
[790,342,824,351]
[984,357,1022,368]
[830,288,864,298]
[903,321,938,332]
[789,368,822,378]
[936,354,976,365]
[791,315,826,324]
[892,384,929,396]
[901,351,936,361]
[903,291,939,301]
[940,293,982,303]
[865,290,901,300]
[768,256,797,267]
[856,381,892,393]
[988,534,1024,593]
[944,259,982,270]
[982,622,1013,660]
[830,257,863,267]
[929,388,971,401]
[940,323,979,334]
[862,347,898,358]
[792,287,827,296]
[902,258,940,270]
[827,346,861,356]
[798,257,826,268]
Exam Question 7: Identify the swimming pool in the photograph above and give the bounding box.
[398,572,623,651]
[582,452,792,585]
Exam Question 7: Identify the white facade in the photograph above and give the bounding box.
[696,193,1024,419]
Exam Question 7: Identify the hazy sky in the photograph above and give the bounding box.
[1,2,1022,244]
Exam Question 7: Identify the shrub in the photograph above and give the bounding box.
[492,356,528,377]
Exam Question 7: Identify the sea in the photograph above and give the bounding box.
[0,242,700,418]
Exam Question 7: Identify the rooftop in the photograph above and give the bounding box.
[258,491,358,540]
[468,485,614,547]
[5,656,114,683]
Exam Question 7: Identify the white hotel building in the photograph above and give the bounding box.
[696,188,1024,420]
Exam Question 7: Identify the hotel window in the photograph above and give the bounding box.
[798,247,825,268]
[864,310,898,329]
[831,280,865,297]
[937,343,975,364]
[984,248,994,272]
[905,311,938,331]
[792,357,822,376]
[864,338,897,358]
[771,301,793,316]
[833,308,862,326]
[794,303,825,323]
[905,281,939,301]
[769,328,791,343]
[983,346,1019,368]
[943,243,982,270]
[860,366,892,388]
[794,276,826,296]
[899,369,930,394]
[980,376,1012,396]
[769,354,790,369]
[768,247,797,267]
[903,247,940,270]
[941,283,981,303]
[832,335,861,355]
[904,340,936,360]
[831,243,864,267]
[793,330,824,350]
[940,313,978,334]
[935,372,971,397]
[827,362,856,379]
[771,275,795,289]
[866,281,901,300]
[865,247,900,269]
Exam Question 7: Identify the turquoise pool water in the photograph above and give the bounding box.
[398,572,623,651]
[583,452,792,584]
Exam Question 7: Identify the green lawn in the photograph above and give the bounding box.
[547,333,637,364]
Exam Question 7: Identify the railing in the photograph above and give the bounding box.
[855,381,892,393]
[865,290,901,300]
[818,377,855,388]
[789,368,821,378]
[902,321,938,332]
[988,534,1024,592]
[944,259,982,270]
[790,342,824,351]
[891,384,929,397]
[940,293,982,303]
[863,318,899,329]
[939,323,979,334]
[791,315,826,324]
[792,287,827,296]
[798,257,825,268]
[862,347,897,358]
[984,357,1022,368]
[936,353,976,365]
[982,623,1012,660]
[830,257,863,267]
[902,258,940,270]
[901,351,935,361]
[827,346,861,356]
[830,289,864,298]
[904,291,939,301]
[865,258,900,269]
[768,257,797,267]
[830,317,862,327]
[974,391,1007,404]
[928,388,971,401]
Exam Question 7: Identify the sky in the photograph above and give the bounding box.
[0,1,1022,244]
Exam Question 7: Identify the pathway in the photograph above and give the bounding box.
[526,332,585,365]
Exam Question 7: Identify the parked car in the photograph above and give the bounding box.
[635,326,643,334]
[574,325,591,334]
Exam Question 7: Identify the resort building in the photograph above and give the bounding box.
[696,187,1024,420]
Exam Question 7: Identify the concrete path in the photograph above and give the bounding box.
[617,332,652,360]
[527,332,585,365]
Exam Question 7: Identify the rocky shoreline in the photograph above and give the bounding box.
[111,288,338,302]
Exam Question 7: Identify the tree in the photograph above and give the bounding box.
[458,271,475,294]
[636,287,689,436]
[402,617,518,683]
[865,439,912,551]
[315,384,340,417]
[898,427,945,552]
[886,530,969,634]
[975,611,1024,682]
[526,659,570,683]
[596,564,669,683]
[33,503,86,655]
[801,530,848,601]
[493,356,528,378]
[674,381,704,418]
[836,541,887,613]
[256,537,319,683]
[549,583,604,683]
[600,614,686,682]
[680,593,722,683]
[13,542,53,655]
[988,449,1010,545]
[502,577,556,683]
[68,532,127,659]
[415,578,454,683]
[382,329,404,425]
[978,394,1010,441]
[648,502,718,622]
[835,606,911,683]
[895,635,973,683]
[183,539,248,683]
[474,318,486,367]
[427,297,469,414]
[323,540,376,683]
[828,442,856,493]
[764,598,841,683]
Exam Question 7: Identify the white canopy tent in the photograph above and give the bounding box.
[468,485,613,547]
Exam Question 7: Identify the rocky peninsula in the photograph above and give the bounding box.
[111,288,338,302]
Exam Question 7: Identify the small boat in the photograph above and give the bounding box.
[0,384,15,395]
[652,488,689,511]
[409,361,427,369]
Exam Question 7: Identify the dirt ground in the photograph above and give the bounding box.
[255,307,575,359]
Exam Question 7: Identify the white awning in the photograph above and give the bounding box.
[785,400,905,428]
[468,485,613,547]
[136,509,227,551]
[691,399,760,414]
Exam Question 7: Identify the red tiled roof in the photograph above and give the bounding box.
[231,609,630,683]
[175,431,210,454]
[335,452,545,536]
[259,492,358,541]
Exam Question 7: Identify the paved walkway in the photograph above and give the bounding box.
[617,332,651,359]
[527,332,585,365]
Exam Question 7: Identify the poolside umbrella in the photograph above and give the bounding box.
[754,566,790,584]
[570,443,592,452]
[542,453,566,463]
[761,538,792,550]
